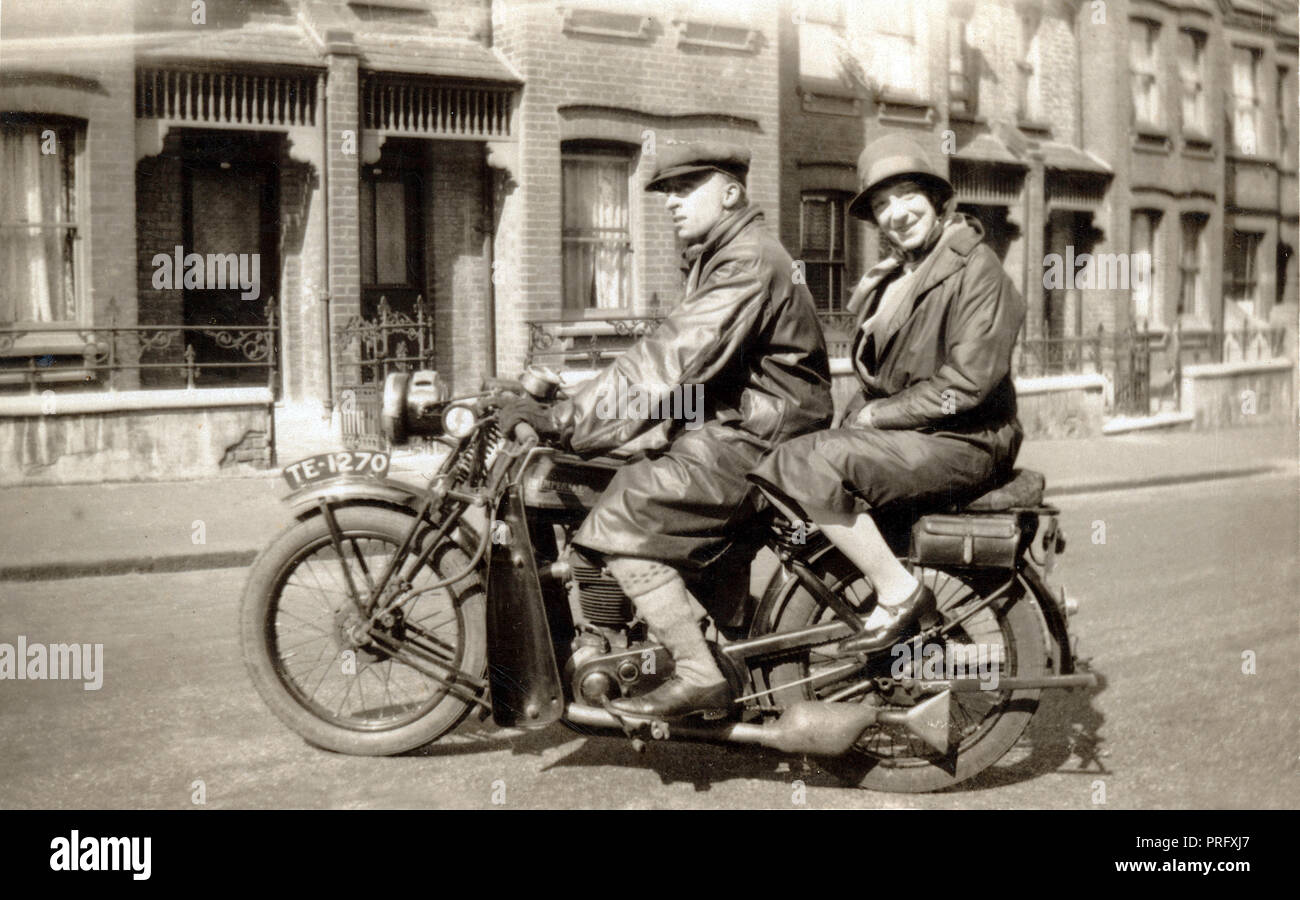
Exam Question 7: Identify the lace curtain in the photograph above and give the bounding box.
[0,123,76,324]
[562,154,631,311]
[1232,47,1260,154]
[1129,21,1160,126]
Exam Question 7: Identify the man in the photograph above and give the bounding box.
[500,141,833,719]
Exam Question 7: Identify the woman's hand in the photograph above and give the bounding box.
[851,402,878,429]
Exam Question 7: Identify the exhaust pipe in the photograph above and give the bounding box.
[564,692,952,757]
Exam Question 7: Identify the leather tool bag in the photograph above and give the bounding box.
[911,514,1020,569]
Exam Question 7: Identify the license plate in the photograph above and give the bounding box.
[282,450,390,489]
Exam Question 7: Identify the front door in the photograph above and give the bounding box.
[181,131,280,387]
[360,140,425,326]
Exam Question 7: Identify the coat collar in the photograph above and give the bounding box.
[846,213,985,318]
[850,214,987,375]
[683,204,764,267]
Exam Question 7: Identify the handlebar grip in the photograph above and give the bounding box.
[513,422,539,444]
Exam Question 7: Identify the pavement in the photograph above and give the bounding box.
[0,424,1294,582]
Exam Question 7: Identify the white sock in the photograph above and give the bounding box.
[877,572,920,609]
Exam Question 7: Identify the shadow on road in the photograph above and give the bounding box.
[400,661,1109,798]
[941,659,1109,793]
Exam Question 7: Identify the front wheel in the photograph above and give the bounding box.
[240,505,487,755]
[757,548,1047,793]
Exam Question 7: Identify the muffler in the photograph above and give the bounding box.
[564,691,952,756]
[767,694,952,755]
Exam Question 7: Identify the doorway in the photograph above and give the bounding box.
[179,131,280,388]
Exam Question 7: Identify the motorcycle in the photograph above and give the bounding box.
[240,367,1095,793]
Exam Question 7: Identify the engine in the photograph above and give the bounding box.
[570,553,634,627]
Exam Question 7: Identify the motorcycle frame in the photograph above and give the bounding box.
[283,425,1083,730]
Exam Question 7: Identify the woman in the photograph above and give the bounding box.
[748,134,1026,654]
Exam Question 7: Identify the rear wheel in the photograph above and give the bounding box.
[757,548,1046,793]
[240,506,486,755]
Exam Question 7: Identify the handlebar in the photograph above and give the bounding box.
[482,376,525,394]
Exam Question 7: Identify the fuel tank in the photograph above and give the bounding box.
[520,452,622,512]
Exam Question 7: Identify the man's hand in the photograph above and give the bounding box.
[497,395,560,441]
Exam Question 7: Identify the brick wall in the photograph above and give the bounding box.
[428,140,490,394]
[325,49,362,394]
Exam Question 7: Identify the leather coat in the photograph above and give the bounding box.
[749,213,1026,518]
[554,204,834,568]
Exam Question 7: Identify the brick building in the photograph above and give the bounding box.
[1,0,784,468]
[778,0,1296,425]
[0,0,1295,482]
[781,0,1117,345]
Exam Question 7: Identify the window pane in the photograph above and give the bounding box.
[1,121,77,322]
[805,261,846,311]
[1181,216,1206,317]
[802,198,831,254]
[1228,231,1262,309]
[852,1,917,95]
[1180,31,1205,131]
[799,22,842,82]
[562,152,632,310]
[1130,211,1155,324]
[1233,46,1259,153]
[1130,20,1160,125]
[374,180,407,285]
[949,20,974,114]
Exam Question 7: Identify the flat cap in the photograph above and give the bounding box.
[645,141,750,192]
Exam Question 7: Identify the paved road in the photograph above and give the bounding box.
[1,471,1296,809]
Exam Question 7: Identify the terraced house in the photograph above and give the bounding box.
[0,0,1295,484]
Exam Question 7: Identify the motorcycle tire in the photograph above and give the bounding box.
[240,505,487,756]
[757,547,1046,793]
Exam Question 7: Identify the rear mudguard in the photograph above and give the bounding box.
[484,485,565,728]
[1018,563,1075,675]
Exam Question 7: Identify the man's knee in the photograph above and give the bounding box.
[605,556,707,621]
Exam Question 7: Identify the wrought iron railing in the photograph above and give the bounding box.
[525,311,863,370]
[333,296,436,386]
[523,311,1292,422]
[1013,328,1109,378]
[525,314,665,369]
[332,296,435,448]
[817,311,857,359]
[0,298,279,394]
[1174,323,1288,366]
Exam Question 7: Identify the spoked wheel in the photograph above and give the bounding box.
[758,548,1046,793]
[240,506,487,755]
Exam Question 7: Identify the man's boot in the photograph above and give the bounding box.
[603,557,732,720]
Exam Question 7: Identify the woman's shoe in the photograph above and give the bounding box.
[837,583,937,655]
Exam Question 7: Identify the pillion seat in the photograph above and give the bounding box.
[957,468,1046,512]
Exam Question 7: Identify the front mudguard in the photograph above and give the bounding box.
[484,485,566,729]
[284,475,427,521]
[285,474,484,556]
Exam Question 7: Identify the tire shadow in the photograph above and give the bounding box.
[930,659,1109,793]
